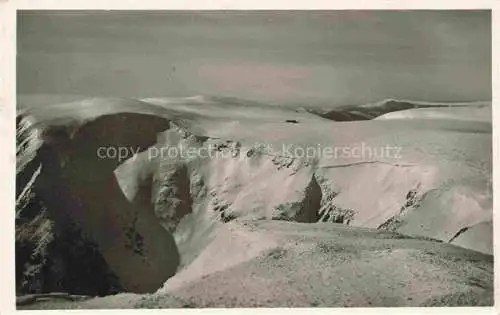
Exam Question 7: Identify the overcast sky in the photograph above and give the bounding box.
[17,10,491,106]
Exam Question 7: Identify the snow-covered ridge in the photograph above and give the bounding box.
[310,98,491,121]
[360,98,491,108]
[15,96,492,302]
[375,105,491,122]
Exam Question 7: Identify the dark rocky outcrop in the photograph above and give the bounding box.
[16,112,181,295]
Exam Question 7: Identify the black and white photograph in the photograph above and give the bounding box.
[12,9,493,309]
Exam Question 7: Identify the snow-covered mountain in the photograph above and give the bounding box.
[15,96,492,307]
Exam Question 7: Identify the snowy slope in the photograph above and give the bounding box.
[309,98,490,121]
[16,96,493,307]
[376,105,491,122]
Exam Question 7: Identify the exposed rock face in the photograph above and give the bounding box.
[16,141,123,296]
[272,175,322,222]
[153,163,193,233]
[15,97,493,304]
[16,110,180,295]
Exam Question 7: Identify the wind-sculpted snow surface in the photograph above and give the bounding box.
[16,96,492,307]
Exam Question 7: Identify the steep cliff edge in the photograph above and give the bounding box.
[16,97,492,307]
